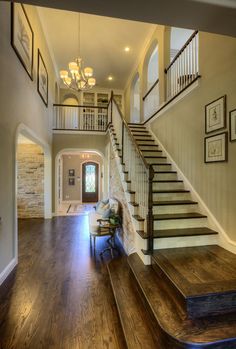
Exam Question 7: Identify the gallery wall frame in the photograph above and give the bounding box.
[205,95,226,134]
[229,109,236,142]
[204,131,228,163]
[11,3,34,80]
[68,169,75,176]
[37,49,48,107]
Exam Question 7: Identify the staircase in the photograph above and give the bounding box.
[107,96,236,348]
[109,99,218,260]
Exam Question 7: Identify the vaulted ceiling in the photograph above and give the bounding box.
[37,7,155,89]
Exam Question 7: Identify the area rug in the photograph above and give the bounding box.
[67,203,94,215]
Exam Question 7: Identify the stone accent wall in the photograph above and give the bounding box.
[109,146,136,255]
[17,144,44,218]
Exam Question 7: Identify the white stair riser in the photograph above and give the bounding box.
[126,192,135,202]
[145,157,167,164]
[139,146,159,151]
[153,192,191,201]
[141,151,163,156]
[128,204,139,215]
[121,173,129,181]
[153,234,218,249]
[133,219,145,231]
[123,182,131,191]
[136,140,156,145]
[134,135,152,140]
[153,182,184,190]
[153,204,198,214]
[152,164,172,171]
[154,173,178,181]
[154,217,207,230]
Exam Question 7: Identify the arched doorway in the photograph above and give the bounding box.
[82,162,99,202]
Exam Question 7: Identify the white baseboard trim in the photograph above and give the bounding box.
[0,258,17,286]
[148,128,236,254]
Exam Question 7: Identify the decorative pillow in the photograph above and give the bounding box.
[95,201,104,211]
[97,203,110,215]
[102,208,111,219]
[101,198,109,205]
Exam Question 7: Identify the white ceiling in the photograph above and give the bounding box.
[11,0,236,38]
[37,7,155,89]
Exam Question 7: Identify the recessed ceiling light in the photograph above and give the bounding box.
[108,76,113,81]
[124,46,130,52]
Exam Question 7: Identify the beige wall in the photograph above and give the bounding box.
[62,153,103,201]
[17,144,44,218]
[150,32,236,241]
[52,133,109,210]
[0,2,56,277]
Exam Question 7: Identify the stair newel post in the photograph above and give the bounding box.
[147,164,154,254]
[122,121,125,164]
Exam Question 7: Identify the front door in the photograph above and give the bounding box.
[82,162,99,202]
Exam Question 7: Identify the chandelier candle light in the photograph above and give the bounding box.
[60,13,96,91]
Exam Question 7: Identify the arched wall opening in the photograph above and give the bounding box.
[55,149,106,215]
[15,123,52,260]
[143,40,160,120]
[130,73,140,123]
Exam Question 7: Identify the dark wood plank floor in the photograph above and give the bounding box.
[0,216,126,349]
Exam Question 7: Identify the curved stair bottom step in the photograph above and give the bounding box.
[107,258,166,349]
[127,253,236,349]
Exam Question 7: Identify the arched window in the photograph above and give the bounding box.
[147,45,159,91]
[143,43,159,120]
[130,73,140,123]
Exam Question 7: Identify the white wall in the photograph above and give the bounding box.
[0,2,57,283]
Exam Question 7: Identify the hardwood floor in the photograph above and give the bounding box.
[0,216,126,349]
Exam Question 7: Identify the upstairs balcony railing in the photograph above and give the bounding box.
[165,30,199,101]
[110,94,154,253]
[53,104,109,132]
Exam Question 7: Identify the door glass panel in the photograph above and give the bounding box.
[85,164,96,193]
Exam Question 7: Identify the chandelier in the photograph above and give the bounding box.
[59,14,96,91]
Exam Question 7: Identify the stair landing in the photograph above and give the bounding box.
[152,245,236,318]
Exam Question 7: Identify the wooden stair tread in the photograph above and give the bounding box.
[154,171,177,173]
[126,190,135,194]
[153,180,183,183]
[128,253,236,347]
[144,156,167,159]
[133,133,152,137]
[129,202,139,207]
[139,144,159,147]
[133,215,145,221]
[107,258,161,349]
[152,200,197,205]
[152,246,236,319]
[152,245,236,297]
[152,163,172,166]
[141,149,162,153]
[136,139,155,142]
[153,212,207,220]
[152,189,190,193]
[137,227,218,239]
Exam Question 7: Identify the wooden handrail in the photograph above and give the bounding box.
[112,97,150,170]
[53,103,108,109]
[165,30,198,73]
[143,78,159,101]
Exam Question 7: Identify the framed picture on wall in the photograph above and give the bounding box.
[205,95,226,134]
[37,49,48,107]
[229,109,236,142]
[68,169,75,176]
[204,132,228,163]
[11,3,34,80]
[68,178,75,186]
